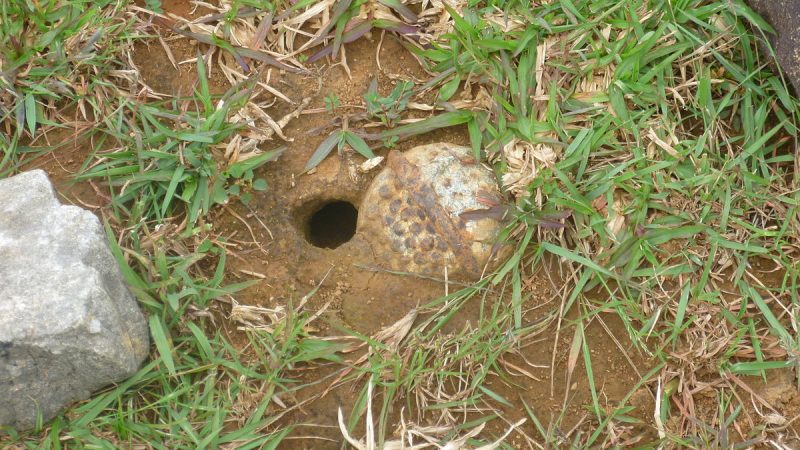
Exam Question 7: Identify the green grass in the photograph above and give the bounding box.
[330,0,800,445]
[0,2,329,448]
[0,0,137,174]
[336,278,552,447]
[76,56,284,226]
[3,0,800,447]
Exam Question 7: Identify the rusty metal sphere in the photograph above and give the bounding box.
[358,143,507,279]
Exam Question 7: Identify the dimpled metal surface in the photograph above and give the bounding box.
[358,143,506,279]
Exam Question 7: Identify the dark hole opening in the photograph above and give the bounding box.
[306,201,358,249]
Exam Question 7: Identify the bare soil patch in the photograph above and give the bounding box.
[122,8,658,445]
[14,2,800,448]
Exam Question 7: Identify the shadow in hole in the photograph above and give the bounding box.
[306,201,358,249]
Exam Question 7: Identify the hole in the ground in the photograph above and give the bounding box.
[305,200,358,249]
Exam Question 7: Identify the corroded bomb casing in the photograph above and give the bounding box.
[358,143,508,279]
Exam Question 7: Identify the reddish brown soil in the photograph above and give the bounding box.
[130,21,657,446]
[5,13,655,448]
[17,3,800,448]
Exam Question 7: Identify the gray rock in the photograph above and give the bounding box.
[0,170,149,430]
[746,0,800,94]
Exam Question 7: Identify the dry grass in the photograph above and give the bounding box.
[4,0,800,448]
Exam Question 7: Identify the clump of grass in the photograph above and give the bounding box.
[299,0,421,63]
[0,0,137,172]
[6,0,800,447]
[77,56,284,226]
[387,0,800,445]
[320,271,556,447]
[300,0,800,446]
[364,78,414,128]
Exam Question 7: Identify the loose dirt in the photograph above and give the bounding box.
[15,14,658,448]
[20,3,800,448]
[136,22,657,447]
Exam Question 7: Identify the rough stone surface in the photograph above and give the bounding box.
[0,170,149,430]
[358,143,508,279]
[746,0,800,94]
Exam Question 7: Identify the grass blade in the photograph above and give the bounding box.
[374,111,472,140]
[304,131,342,172]
[148,315,176,376]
